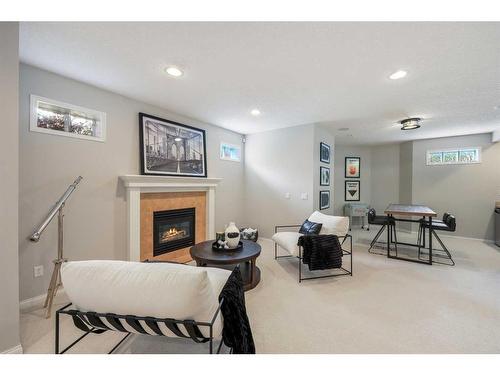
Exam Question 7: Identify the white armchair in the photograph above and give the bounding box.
[271,211,351,282]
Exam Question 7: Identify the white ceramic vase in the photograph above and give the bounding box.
[225,222,241,248]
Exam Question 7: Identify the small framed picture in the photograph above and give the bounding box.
[319,190,330,210]
[345,180,360,201]
[320,142,330,163]
[320,166,330,186]
[345,156,360,178]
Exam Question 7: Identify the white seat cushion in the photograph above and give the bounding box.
[271,231,301,257]
[308,211,349,237]
[61,260,230,338]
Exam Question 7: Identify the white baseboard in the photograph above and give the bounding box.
[2,344,23,354]
[20,288,65,312]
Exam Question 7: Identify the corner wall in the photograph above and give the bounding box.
[0,22,21,353]
[244,125,315,238]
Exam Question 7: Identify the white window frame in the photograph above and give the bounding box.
[426,147,481,166]
[30,95,106,142]
[219,142,241,162]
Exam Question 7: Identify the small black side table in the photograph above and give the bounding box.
[190,239,261,291]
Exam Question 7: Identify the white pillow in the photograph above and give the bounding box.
[61,260,230,338]
[308,211,349,237]
[271,231,301,257]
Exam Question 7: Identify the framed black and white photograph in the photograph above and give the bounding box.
[139,113,207,177]
[345,156,360,178]
[319,190,330,210]
[345,180,360,201]
[320,166,330,186]
[320,142,330,163]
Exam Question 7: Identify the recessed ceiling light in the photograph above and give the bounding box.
[389,70,408,80]
[174,137,182,142]
[165,66,183,77]
[250,109,261,116]
[400,117,421,130]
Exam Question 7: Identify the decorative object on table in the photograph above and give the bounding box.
[214,239,230,250]
[215,231,225,242]
[29,176,83,318]
[320,142,330,163]
[345,180,360,201]
[320,166,330,186]
[225,222,241,248]
[345,156,360,178]
[343,203,370,230]
[319,190,330,210]
[139,112,207,177]
[220,142,241,162]
[240,227,259,242]
[298,219,323,234]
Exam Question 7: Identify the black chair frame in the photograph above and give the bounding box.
[274,225,353,282]
[55,299,227,354]
[368,222,398,256]
[417,223,455,266]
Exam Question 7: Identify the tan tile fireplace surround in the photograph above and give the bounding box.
[140,192,206,263]
[119,175,222,262]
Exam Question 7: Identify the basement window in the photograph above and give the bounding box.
[220,142,241,162]
[426,147,481,166]
[30,95,106,142]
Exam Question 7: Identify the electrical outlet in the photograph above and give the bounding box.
[34,265,44,278]
[300,192,308,200]
[284,192,291,199]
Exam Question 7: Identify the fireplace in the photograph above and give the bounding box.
[153,207,195,256]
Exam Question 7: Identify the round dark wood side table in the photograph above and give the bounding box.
[190,239,261,291]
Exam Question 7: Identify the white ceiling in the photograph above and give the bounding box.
[19,22,500,145]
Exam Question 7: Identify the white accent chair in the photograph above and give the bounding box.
[271,211,352,282]
[58,260,232,354]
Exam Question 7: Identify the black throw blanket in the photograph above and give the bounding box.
[297,234,343,271]
[219,267,256,354]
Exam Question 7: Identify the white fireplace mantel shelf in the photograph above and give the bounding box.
[119,174,222,189]
[119,175,222,261]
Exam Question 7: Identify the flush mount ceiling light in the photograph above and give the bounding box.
[250,109,261,116]
[400,117,422,130]
[174,137,182,142]
[389,70,408,80]
[164,66,183,77]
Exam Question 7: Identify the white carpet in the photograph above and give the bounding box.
[20,229,500,353]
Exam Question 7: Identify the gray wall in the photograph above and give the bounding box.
[412,133,500,240]
[244,125,315,238]
[398,141,413,230]
[370,144,400,213]
[19,64,245,301]
[0,22,21,353]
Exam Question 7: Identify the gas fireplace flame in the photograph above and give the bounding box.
[161,227,187,242]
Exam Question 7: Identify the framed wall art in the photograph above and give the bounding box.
[320,166,330,186]
[139,113,207,177]
[345,180,360,201]
[320,142,330,163]
[345,156,360,178]
[319,190,330,210]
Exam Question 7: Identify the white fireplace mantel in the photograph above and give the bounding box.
[119,175,222,261]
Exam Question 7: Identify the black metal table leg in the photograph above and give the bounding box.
[429,216,433,265]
